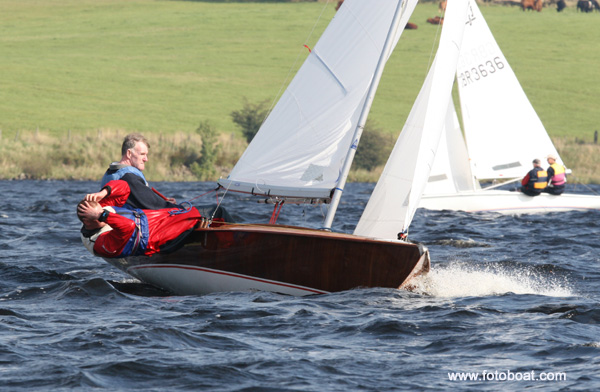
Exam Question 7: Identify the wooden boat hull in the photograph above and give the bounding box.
[420,190,600,214]
[103,224,430,296]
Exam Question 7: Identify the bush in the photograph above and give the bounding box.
[230,98,270,143]
[353,120,393,171]
[190,120,220,181]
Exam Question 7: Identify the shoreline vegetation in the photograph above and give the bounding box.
[2,1,599,184]
[1,129,599,184]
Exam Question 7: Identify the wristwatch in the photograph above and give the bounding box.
[99,210,110,222]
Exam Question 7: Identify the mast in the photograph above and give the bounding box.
[322,0,407,230]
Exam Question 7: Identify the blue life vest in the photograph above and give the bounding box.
[113,206,149,257]
[101,165,147,187]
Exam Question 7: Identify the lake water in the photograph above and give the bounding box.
[1,180,599,391]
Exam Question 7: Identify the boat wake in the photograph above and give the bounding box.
[429,238,492,248]
[409,262,574,298]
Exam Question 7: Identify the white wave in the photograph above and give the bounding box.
[409,262,574,298]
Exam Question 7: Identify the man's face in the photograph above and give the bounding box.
[128,141,149,171]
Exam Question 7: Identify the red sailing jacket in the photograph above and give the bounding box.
[92,180,202,257]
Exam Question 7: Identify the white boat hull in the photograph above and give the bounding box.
[419,190,600,214]
[127,264,329,296]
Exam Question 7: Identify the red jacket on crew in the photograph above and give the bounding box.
[86,180,202,257]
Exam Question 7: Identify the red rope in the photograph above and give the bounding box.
[187,188,218,203]
[269,201,284,224]
[152,187,168,201]
[275,202,284,222]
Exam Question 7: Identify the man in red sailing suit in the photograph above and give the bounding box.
[77,180,208,258]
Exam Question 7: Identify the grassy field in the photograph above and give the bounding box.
[1,0,599,181]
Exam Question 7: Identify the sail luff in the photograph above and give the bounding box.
[322,0,409,230]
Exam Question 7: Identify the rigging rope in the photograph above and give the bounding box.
[424,6,446,81]
[188,187,220,203]
[168,200,193,216]
[166,186,226,218]
[211,181,232,221]
[567,175,600,195]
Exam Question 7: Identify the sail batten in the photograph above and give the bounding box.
[312,49,348,95]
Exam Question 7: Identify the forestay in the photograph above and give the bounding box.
[456,0,563,181]
[354,0,470,240]
[219,0,418,201]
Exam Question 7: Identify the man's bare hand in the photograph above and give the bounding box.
[77,201,103,221]
[84,189,109,202]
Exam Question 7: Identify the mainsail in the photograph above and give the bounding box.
[219,0,417,200]
[456,0,563,181]
[354,0,470,240]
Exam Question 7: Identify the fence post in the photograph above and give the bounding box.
[595,130,598,144]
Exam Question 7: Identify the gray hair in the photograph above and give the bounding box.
[121,133,150,156]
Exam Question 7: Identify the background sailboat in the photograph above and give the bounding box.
[419,0,600,214]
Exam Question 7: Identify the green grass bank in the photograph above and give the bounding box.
[1,1,599,182]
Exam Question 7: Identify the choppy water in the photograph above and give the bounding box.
[1,180,599,391]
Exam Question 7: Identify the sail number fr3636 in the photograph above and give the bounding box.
[458,57,505,87]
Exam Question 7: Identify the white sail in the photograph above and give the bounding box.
[219,0,418,200]
[457,0,563,181]
[354,0,470,240]
[424,96,479,195]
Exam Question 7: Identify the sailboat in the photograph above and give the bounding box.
[419,0,600,214]
[102,0,470,296]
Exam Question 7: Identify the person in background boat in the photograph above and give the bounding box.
[519,159,548,196]
[77,179,214,258]
[542,154,566,195]
[100,133,179,209]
